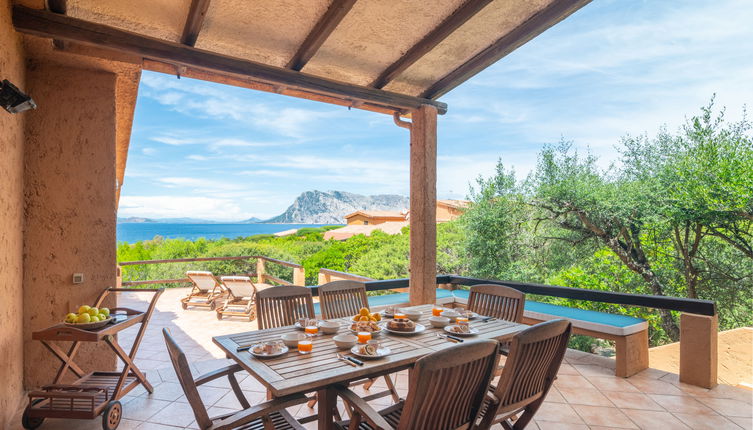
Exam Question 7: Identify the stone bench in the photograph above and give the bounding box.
[451,289,648,377]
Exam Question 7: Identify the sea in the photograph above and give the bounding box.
[116,223,335,243]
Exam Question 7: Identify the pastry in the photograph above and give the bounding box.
[449,324,471,334]
[350,320,380,332]
[358,344,378,355]
[386,317,416,332]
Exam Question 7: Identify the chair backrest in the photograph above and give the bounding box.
[256,286,315,329]
[318,280,368,319]
[491,319,571,417]
[397,340,499,430]
[468,284,525,322]
[220,275,257,299]
[186,271,220,293]
[162,328,212,430]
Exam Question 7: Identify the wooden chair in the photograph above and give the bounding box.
[467,284,525,322]
[181,271,226,310]
[478,319,572,430]
[318,281,400,403]
[334,339,500,430]
[256,285,315,329]
[216,275,258,321]
[162,328,306,430]
[468,284,525,364]
[319,280,369,319]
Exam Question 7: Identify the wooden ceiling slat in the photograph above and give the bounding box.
[286,0,357,71]
[370,0,492,89]
[47,0,66,14]
[13,6,447,115]
[421,0,591,100]
[181,0,211,46]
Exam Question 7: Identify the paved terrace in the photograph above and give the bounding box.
[40,288,752,430]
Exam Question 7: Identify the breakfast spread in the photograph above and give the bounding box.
[356,343,379,356]
[386,317,416,332]
[447,324,472,334]
[350,307,382,333]
[252,341,285,355]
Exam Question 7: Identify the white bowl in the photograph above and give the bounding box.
[440,310,460,322]
[428,316,450,328]
[404,310,422,321]
[320,321,340,335]
[333,333,358,349]
[281,332,306,348]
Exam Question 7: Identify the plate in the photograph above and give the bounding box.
[444,325,479,336]
[64,317,114,330]
[380,322,426,335]
[461,311,480,320]
[250,344,289,359]
[349,327,382,336]
[350,345,391,359]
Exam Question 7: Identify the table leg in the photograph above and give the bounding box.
[41,341,85,383]
[317,387,336,430]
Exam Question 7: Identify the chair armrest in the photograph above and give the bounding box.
[212,393,308,430]
[194,363,244,386]
[334,386,394,430]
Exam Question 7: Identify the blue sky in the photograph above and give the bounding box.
[119,0,753,221]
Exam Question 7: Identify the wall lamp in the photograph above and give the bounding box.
[1,79,37,114]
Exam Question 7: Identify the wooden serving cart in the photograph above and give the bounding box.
[22,287,164,430]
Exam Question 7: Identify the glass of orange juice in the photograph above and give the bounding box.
[432,306,443,317]
[357,331,372,344]
[304,325,319,335]
[298,339,313,354]
[456,316,469,324]
[393,308,406,319]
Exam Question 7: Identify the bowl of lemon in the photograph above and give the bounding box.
[64,305,113,330]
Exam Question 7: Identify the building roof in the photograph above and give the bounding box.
[437,199,470,209]
[12,0,590,116]
[323,221,409,240]
[344,210,406,220]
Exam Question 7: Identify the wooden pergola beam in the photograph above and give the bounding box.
[181,0,211,46]
[371,0,492,89]
[13,6,447,115]
[47,0,66,14]
[286,0,357,71]
[421,0,590,99]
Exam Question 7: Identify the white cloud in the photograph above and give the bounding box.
[119,195,251,221]
[141,147,157,156]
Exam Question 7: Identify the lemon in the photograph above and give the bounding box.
[99,308,110,317]
[78,305,91,314]
[65,313,78,323]
[87,307,99,317]
[90,315,100,323]
[76,313,91,324]
[98,313,109,321]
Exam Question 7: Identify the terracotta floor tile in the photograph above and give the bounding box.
[146,400,197,427]
[627,377,686,396]
[554,374,596,390]
[649,394,718,415]
[633,368,670,380]
[571,405,637,428]
[559,387,614,406]
[141,381,186,402]
[122,396,173,421]
[135,423,184,429]
[673,412,746,430]
[176,385,230,407]
[695,397,753,418]
[533,402,584,424]
[558,363,580,375]
[535,420,589,429]
[729,416,753,429]
[544,387,567,403]
[575,364,617,377]
[601,391,664,411]
[622,409,691,430]
[587,376,640,393]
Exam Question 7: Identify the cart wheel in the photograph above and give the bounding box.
[209,301,216,311]
[181,301,188,310]
[21,399,45,429]
[216,311,223,320]
[102,400,122,430]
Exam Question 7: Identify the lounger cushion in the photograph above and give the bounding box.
[451,289,647,337]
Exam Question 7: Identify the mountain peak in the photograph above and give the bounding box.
[264,190,409,224]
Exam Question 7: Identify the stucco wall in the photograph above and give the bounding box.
[0,0,27,427]
[23,61,118,389]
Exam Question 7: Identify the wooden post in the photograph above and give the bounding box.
[256,258,266,284]
[293,267,305,286]
[680,313,718,388]
[408,105,438,305]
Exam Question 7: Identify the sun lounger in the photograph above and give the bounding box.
[181,271,227,310]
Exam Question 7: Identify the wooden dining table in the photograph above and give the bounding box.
[213,304,528,430]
